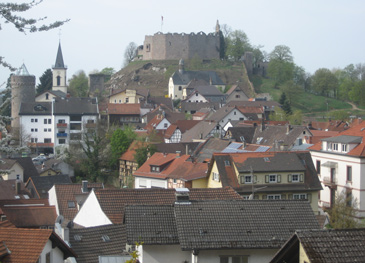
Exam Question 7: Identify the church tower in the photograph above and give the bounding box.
[11,64,35,133]
[52,42,67,93]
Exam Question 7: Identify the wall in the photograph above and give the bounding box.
[48,186,60,215]
[36,92,58,102]
[135,176,167,189]
[143,245,190,263]
[2,163,24,181]
[192,177,207,188]
[89,73,106,95]
[207,162,222,188]
[299,242,310,263]
[109,90,144,104]
[39,239,65,263]
[197,248,277,263]
[187,92,209,103]
[218,109,247,130]
[20,115,53,146]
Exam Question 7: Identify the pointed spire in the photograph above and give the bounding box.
[16,63,30,76]
[215,20,220,33]
[54,42,65,69]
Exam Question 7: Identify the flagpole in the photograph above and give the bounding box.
[161,16,163,32]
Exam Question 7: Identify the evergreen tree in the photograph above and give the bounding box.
[36,68,52,95]
[279,92,287,105]
[282,100,292,115]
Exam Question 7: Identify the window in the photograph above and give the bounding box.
[346,190,352,207]
[87,119,95,124]
[293,193,307,200]
[48,128,51,132]
[125,98,129,103]
[68,201,76,208]
[114,99,117,103]
[44,138,51,143]
[31,119,34,122]
[220,256,248,263]
[44,128,47,132]
[45,93,49,100]
[57,75,61,86]
[342,144,348,152]
[269,174,277,183]
[35,118,38,122]
[44,119,47,124]
[213,172,219,181]
[173,179,177,184]
[234,111,236,115]
[235,95,240,98]
[35,128,38,132]
[164,123,168,128]
[70,133,81,140]
[240,175,252,184]
[70,123,82,130]
[333,143,338,151]
[267,194,281,200]
[48,119,51,124]
[46,252,51,263]
[224,160,230,166]
[178,86,182,91]
[292,174,299,182]
[58,119,65,124]
[347,166,352,182]
[31,128,34,132]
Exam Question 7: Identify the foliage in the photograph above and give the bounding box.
[125,242,144,263]
[134,143,156,168]
[0,1,69,71]
[123,42,137,67]
[287,110,303,125]
[348,80,365,106]
[0,76,11,119]
[68,70,89,97]
[328,110,350,121]
[311,68,339,98]
[225,30,251,61]
[267,45,295,87]
[110,127,136,168]
[99,67,115,82]
[36,68,52,95]
[327,191,361,229]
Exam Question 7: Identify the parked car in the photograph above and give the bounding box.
[32,154,47,162]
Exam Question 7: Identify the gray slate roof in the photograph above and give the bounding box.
[125,200,320,250]
[27,174,72,199]
[11,157,39,182]
[172,70,225,86]
[69,224,128,263]
[323,135,362,144]
[181,121,219,142]
[54,42,66,69]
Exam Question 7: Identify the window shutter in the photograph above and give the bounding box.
[254,175,257,183]
[308,193,312,202]
[281,194,286,200]
[263,194,267,200]
[278,174,281,183]
[265,175,269,183]
[288,194,293,200]
[300,174,304,182]
[288,174,292,182]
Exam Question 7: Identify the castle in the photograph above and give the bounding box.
[137,21,221,61]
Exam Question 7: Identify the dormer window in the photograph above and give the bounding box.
[151,166,160,172]
[46,93,49,100]
[342,144,347,152]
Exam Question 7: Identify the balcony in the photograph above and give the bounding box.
[322,176,337,189]
[57,123,67,128]
[57,133,68,137]
[85,123,97,128]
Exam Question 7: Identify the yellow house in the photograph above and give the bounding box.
[109,88,149,104]
[206,151,322,214]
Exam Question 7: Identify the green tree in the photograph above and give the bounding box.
[279,92,287,105]
[0,1,68,71]
[267,45,295,87]
[287,110,302,125]
[311,68,339,97]
[327,191,360,229]
[225,30,251,61]
[0,76,12,119]
[349,80,365,106]
[110,127,136,168]
[36,68,52,95]
[281,80,302,105]
[134,143,156,168]
[68,70,89,97]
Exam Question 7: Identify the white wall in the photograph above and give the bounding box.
[187,92,208,103]
[39,239,65,263]
[143,245,190,263]
[20,115,53,145]
[48,186,60,215]
[2,163,24,182]
[74,190,112,227]
[155,118,171,130]
[218,109,246,130]
[135,177,167,189]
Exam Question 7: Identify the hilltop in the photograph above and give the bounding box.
[107,60,255,97]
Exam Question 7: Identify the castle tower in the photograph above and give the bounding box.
[52,42,68,93]
[11,63,35,132]
[215,20,220,34]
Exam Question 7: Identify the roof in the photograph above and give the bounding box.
[227,126,257,143]
[171,70,225,86]
[309,120,349,132]
[15,63,30,76]
[164,124,178,139]
[309,120,365,156]
[53,183,104,221]
[145,104,185,124]
[227,100,281,110]
[69,224,127,263]
[10,157,39,182]
[271,228,365,263]
[149,97,173,111]
[35,90,67,100]
[186,85,225,100]
[119,140,145,162]
[307,130,340,144]
[109,87,149,98]
[125,200,319,249]
[192,137,231,162]
[107,103,140,115]
[211,151,322,193]
[53,42,66,69]
[154,142,200,155]
[19,102,52,116]
[174,120,200,133]
[0,180,31,200]
[181,121,219,142]
[180,101,219,113]
[0,227,76,262]
[0,206,57,228]
[26,174,72,199]
[95,187,242,224]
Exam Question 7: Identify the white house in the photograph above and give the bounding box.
[309,121,365,218]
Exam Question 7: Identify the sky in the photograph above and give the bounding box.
[1,0,364,86]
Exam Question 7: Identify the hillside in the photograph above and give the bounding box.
[107,60,255,97]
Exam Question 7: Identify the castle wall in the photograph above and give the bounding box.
[139,32,220,61]
[89,74,106,95]
[11,75,35,131]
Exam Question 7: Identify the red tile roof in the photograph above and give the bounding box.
[237,106,264,114]
[119,140,146,162]
[54,183,103,221]
[95,187,242,224]
[164,124,178,139]
[0,228,76,262]
[107,103,140,115]
[307,130,339,144]
[0,180,31,200]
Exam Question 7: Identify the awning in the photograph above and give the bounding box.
[321,161,338,168]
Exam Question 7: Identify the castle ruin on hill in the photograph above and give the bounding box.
[137,21,221,61]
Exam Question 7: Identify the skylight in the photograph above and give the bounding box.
[102,235,110,242]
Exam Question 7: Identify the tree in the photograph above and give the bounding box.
[123,42,137,67]
[225,30,251,61]
[0,76,12,119]
[281,80,302,105]
[327,191,360,229]
[134,143,156,168]
[110,127,136,168]
[267,45,295,87]
[312,68,339,97]
[36,68,52,95]
[0,1,69,71]
[68,70,89,97]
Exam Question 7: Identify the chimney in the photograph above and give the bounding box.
[261,118,265,132]
[176,151,181,158]
[185,144,189,155]
[286,124,291,134]
[175,188,190,204]
[82,180,88,193]
[15,179,21,195]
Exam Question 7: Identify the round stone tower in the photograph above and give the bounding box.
[11,64,35,133]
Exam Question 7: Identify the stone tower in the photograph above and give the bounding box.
[11,64,35,133]
[52,42,67,93]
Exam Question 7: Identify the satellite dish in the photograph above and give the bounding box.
[55,215,64,225]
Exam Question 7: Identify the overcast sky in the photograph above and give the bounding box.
[1,0,364,86]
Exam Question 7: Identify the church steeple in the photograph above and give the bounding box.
[52,42,68,94]
[53,42,66,69]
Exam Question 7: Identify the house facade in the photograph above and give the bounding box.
[109,88,149,104]
[309,121,365,218]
